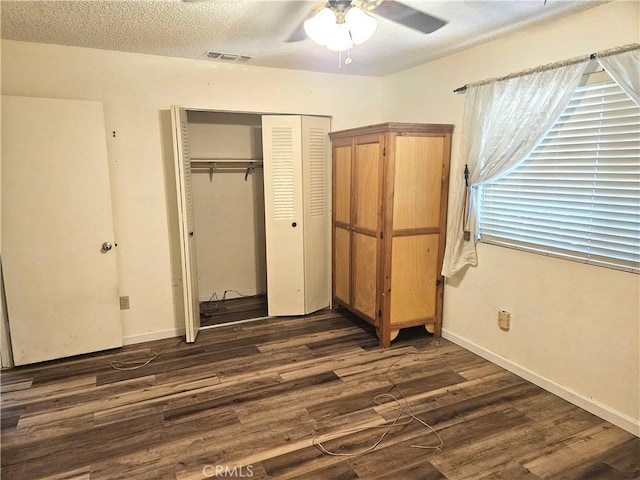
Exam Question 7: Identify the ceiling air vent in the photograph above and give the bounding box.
[206,52,251,63]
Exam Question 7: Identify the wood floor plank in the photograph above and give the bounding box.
[473,461,541,480]
[94,344,258,386]
[164,371,340,423]
[15,374,221,429]
[1,310,635,479]
[278,346,417,382]
[257,326,366,352]
[200,294,268,327]
[523,422,636,478]
[2,413,95,448]
[40,466,92,480]
[546,461,629,480]
[365,461,446,480]
[596,437,640,478]
[262,442,361,480]
[0,379,33,393]
[298,461,360,480]
[214,345,317,381]
[2,413,165,479]
[15,375,153,416]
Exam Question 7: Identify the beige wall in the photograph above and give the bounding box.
[382,1,640,433]
[1,1,638,432]
[187,111,266,301]
[0,40,383,343]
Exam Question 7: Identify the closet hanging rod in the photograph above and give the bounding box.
[191,161,263,170]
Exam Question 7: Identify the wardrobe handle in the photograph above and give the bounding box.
[292,222,297,228]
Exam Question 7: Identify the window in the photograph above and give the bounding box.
[478,72,640,273]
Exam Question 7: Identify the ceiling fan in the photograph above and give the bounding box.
[286,0,447,44]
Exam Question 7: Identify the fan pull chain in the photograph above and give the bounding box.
[345,48,352,65]
[338,49,353,68]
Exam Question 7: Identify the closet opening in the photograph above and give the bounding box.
[172,106,332,341]
[186,110,268,328]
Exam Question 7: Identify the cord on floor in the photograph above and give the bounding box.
[109,337,185,371]
[312,352,444,461]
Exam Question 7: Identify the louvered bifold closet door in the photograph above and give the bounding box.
[479,77,640,273]
[262,115,331,316]
[262,116,306,315]
[171,106,200,342]
[301,116,331,314]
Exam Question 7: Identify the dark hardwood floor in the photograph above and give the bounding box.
[1,310,638,479]
[200,294,268,327]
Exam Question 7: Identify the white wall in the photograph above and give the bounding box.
[382,1,640,434]
[0,40,383,344]
[187,111,266,301]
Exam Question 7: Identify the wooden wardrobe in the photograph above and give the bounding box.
[330,123,453,348]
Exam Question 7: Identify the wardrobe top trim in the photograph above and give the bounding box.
[329,122,454,141]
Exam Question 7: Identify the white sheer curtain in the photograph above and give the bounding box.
[598,48,640,105]
[442,61,589,277]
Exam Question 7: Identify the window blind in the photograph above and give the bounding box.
[479,77,640,273]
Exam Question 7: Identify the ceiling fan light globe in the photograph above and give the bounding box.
[345,6,377,45]
[326,22,354,52]
[303,7,335,46]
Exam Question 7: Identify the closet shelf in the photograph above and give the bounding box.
[191,158,263,168]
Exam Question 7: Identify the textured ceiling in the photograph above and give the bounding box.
[0,0,608,76]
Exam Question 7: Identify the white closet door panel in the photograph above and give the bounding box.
[302,116,331,314]
[262,115,305,316]
[1,95,122,365]
[171,106,200,342]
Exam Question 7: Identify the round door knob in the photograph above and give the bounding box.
[292,222,297,228]
[101,242,113,252]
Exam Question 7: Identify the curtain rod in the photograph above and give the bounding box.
[453,43,639,94]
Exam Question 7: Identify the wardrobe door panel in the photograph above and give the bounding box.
[389,234,438,325]
[333,227,351,304]
[393,136,444,229]
[354,142,380,232]
[353,232,378,322]
[333,144,352,225]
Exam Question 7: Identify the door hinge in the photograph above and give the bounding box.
[378,309,382,318]
[382,147,386,156]
[380,232,384,239]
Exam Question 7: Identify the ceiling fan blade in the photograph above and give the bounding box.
[286,23,308,43]
[374,0,447,34]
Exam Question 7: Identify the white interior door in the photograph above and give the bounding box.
[171,106,200,342]
[262,115,331,316]
[1,96,122,365]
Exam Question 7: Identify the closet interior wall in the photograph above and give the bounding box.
[186,111,266,302]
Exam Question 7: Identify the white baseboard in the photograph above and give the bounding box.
[122,327,186,346]
[442,328,640,437]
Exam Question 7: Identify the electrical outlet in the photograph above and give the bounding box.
[120,296,130,310]
[498,310,510,330]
